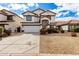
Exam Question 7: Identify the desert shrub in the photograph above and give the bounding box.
[68,30,70,32]
[71,32,77,37]
[47,28,59,34]
[60,30,64,33]
[4,29,11,36]
[0,27,3,34]
[47,28,53,34]
[74,28,79,32]
[0,27,3,37]
[40,28,48,35]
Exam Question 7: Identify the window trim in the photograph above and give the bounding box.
[26,15,32,21]
[7,15,13,20]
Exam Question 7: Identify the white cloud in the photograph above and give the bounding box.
[19,15,23,18]
[0,0,19,3]
[58,11,69,17]
[25,3,39,7]
[0,3,39,11]
[55,3,78,12]
[7,3,39,11]
[55,17,77,21]
[76,12,79,16]
[35,3,39,7]
[51,3,79,21]
[7,4,29,11]
[26,3,35,7]
[51,10,69,17]
[0,5,10,10]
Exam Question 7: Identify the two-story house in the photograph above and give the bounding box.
[21,8,56,32]
[0,9,23,33]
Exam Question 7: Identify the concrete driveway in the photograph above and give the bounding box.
[0,33,40,56]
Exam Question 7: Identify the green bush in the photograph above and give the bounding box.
[0,28,2,34]
[70,28,79,32]
[74,28,79,32]
[60,30,64,33]
[40,28,48,35]
[47,28,59,34]
[47,28,53,34]
[71,32,77,37]
[0,28,3,34]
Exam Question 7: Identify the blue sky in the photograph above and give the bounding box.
[0,3,78,21]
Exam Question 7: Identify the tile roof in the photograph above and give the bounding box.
[69,20,79,25]
[50,21,70,26]
[51,20,79,26]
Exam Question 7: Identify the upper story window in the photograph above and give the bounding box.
[7,15,13,20]
[26,15,32,21]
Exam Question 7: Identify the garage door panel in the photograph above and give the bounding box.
[23,26,40,32]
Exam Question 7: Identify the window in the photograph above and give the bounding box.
[26,16,32,21]
[7,15,13,20]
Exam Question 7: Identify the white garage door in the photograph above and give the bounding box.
[23,26,40,32]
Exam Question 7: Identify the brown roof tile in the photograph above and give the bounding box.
[69,20,79,25]
[51,21,70,26]
[51,20,79,26]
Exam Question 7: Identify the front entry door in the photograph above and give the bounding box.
[17,27,21,32]
[42,20,49,29]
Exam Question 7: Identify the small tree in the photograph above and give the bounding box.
[71,25,77,37]
[0,27,4,37]
[0,27,4,34]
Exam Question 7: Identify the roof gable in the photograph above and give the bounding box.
[2,9,15,15]
[33,8,45,12]
[33,8,45,16]
[0,10,7,15]
[41,10,56,16]
[22,11,37,16]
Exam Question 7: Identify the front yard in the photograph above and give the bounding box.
[1,32,79,55]
[40,32,79,55]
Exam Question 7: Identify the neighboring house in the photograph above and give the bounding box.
[51,21,70,31]
[68,20,79,31]
[21,8,56,32]
[0,9,23,33]
[50,20,79,31]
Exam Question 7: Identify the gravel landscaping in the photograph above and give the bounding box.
[40,33,79,55]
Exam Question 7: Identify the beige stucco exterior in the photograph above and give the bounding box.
[0,9,23,32]
[22,9,56,23]
[5,16,23,32]
[0,14,7,21]
[22,8,56,32]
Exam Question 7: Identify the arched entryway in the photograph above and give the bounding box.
[42,20,49,29]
